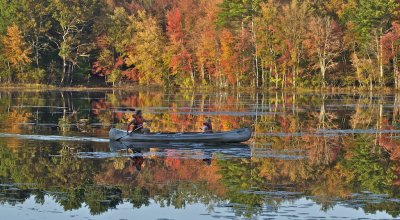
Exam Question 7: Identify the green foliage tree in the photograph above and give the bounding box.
[106,69,122,86]
[343,0,399,87]
[12,0,52,68]
[345,135,396,195]
[216,0,261,29]
[0,0,18,34]
[50,0,102,85]
[107,7,133,55]
[0,42,12,84]
[93,7,136,85]
[217,158,265,218]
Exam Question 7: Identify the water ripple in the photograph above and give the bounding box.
[0,133,109,143]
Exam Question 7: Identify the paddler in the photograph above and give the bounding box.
[127,110,151,133]
[202,118,213,133]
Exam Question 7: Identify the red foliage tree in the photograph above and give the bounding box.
[381,22,400,89]
[165,8,195,85]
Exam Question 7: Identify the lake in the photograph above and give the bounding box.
[0,89,399,219]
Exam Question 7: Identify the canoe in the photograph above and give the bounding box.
[109,128,252,143]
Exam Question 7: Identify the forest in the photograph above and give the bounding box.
[1,0,400,90]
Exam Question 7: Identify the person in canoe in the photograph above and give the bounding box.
[202,118,213,133]
[127,110,151,133]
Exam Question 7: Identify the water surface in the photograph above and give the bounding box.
[0,90,399,219]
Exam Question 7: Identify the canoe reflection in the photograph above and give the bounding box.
[109,141,251,162]
[109,141,250,150]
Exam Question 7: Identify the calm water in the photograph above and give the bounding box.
[0,90,399,219]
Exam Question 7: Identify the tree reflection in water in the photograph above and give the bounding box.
[0,90,399,218]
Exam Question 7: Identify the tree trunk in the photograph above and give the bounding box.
[189,61,195,87]
[394,93,399,124]
[200,63,205,83]
[275,65,278,89]
[282,69,286,90]
[60,57,66,86]
[261,58,265,88]
[320,59,326,88]
[269,65,273,89]
[394,55,398,90]
[70,64,75,85]
[252,20,259,88]
[376,29,384,87]
[292,66,296,89]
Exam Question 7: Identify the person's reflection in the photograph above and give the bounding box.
[126,146,145,171]
[202,158,211,165]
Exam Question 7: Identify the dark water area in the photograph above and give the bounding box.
[0,90,400,219]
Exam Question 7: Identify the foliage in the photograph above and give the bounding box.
[2,24,31,74]
[106,69,122,86]
[1,0,400,88]
[126,11,165,85]
[344,135,396,195]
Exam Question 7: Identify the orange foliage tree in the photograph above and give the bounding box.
[2,24,31,80]
[165,8,194,87]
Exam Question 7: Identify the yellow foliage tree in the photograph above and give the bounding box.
[126,11,165,85]
[2,24,31,71]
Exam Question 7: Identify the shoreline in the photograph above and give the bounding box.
[0,83,399,94]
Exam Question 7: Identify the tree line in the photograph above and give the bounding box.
[1,0,400,89]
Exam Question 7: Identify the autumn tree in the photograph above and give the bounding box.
[255,0,279,88]
[164,8,194,87]
[126,11,165,85]
[306,16,343,87]
[2,24,32,82]
[196,29,219,84]
[194,1,221,85]
[276,0,310,88]
[92,7,135,85]
[343,0,399,87]
[217,0,261,87]
[219,29,240,87]
[236,28,254,87]
[381,22,400,90]
[1,0,400,89]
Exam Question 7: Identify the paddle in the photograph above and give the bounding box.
[115,125,143,141]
